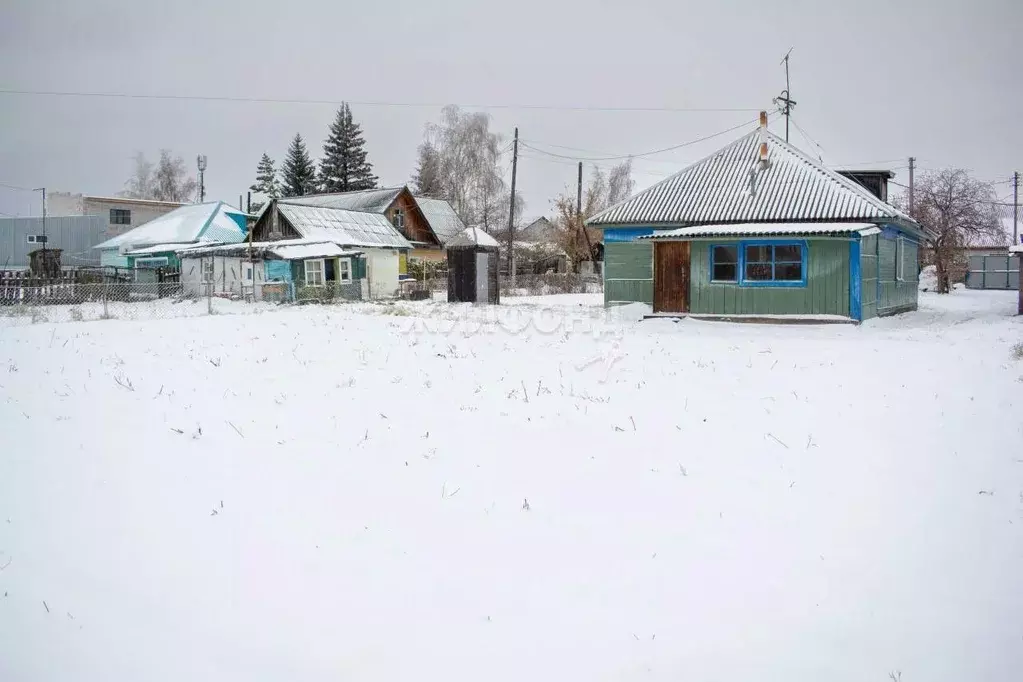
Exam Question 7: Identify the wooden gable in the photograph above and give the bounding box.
[250,201,300,242]
[385,189,440,248]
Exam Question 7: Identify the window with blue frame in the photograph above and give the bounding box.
[708,241,806,286]
[710,245,738,282]
[743,243,803,284]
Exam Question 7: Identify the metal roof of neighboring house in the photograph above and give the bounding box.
[414,197,466,244]
[281,187,404,213]
[637,222,881,240]
[95,201,247,251]
[276,204,412,249]
[270,241,355,260]
[176,239,362,260]
[588,129,921,231]
[446,227,500,248]
[125,242,201,255]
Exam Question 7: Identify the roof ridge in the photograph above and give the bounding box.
[588,127,762,225]
[763,130,914,222]
[287,185,405,201]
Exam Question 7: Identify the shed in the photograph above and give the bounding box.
[588,114,932,321]
[446,228,500,304]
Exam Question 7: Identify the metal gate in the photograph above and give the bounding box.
[965,254,1020,290]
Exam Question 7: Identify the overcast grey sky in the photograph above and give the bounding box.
[2,0,1021,219]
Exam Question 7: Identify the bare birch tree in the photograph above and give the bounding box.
[122,150,197,202]
[907,169,1005,293]
[421,106,513,231]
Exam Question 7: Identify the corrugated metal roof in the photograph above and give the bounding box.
[176,239,363,260]
[588,129,917,228]
[125,242,201,255]
[414,197,466,244]
[637,222,879,239]
[277,204,411,250]
[282,187,404,213]
[270,242,352,260]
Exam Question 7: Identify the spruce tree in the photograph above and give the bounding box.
[318,103,378,193]
[411,142,443,196]
[281,134,317,197]
[250,153,281,199]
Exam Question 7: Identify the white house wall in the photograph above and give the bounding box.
[365,249,400,299]
[181,256,265,299]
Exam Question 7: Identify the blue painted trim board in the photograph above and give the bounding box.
[604,227,654,243]
[849,238,862,321]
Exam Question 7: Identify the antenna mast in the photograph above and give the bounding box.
[774,48,797,143]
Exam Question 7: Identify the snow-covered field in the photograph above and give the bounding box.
[1,291,1022,681]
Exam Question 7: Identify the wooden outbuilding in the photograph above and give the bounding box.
[446,228,500,304]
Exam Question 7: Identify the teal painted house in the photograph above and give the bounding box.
[588,116,931,321]
[94,201,248,270]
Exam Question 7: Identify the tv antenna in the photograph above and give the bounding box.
[774,48,797,143]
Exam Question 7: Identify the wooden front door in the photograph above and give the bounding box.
[653,241,690,313]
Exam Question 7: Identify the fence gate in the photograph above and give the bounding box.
[966,255,1020,290]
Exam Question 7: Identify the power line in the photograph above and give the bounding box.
[520,115,767,162]
[789,117,824,162]
[0,88,763,114]
[0,182,36,191]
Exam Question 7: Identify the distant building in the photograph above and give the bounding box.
[47,193,185,241]
[0,215,106,270]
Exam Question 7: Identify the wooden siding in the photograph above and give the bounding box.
[604,241,652,305]
[688,239,850,317]
[251,205,301,241]
[877,235,918,314]
[387,191,439,246]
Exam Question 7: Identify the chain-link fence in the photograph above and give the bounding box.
[0,279,367,326]
[1,268,603,327]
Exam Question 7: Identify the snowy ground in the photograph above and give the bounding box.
[1,291,1022,681]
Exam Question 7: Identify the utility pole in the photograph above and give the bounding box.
[32,187,47,253]
[908,157,916,216]
[41,187,46,254]
[506,127,518,287]
[774,48,797,143]
[577,161,594,267]
[1013,171,1019,245]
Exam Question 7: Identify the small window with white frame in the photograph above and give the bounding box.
[25,235,47,244]
[392,209,405,231]
[896,236,905,281]
[305,259,324,286]
[338,258,351,281]
[202,259,214,283]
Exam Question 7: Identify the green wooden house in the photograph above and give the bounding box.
[588,115,932,321]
